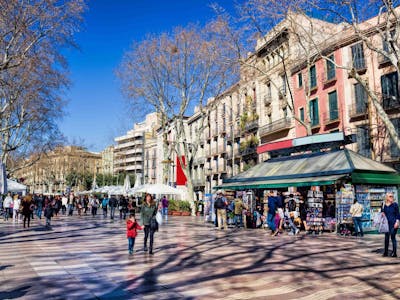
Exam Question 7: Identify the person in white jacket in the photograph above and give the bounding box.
[3,192,13,221]
[13,195,21,222]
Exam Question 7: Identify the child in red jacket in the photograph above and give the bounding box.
[126,214,142,255]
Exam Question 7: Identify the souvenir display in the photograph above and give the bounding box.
[306,190,323,234]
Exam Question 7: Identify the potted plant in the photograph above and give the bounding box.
[179,201,191,216]
[168,199,180,215]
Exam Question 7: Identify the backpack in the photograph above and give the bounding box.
[215,197,225,209]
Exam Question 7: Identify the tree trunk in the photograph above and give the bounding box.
[185,178,196,216]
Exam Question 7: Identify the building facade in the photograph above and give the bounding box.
[15,146,101,194]
[114,112,160,181]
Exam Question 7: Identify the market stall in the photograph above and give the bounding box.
[217,149,400,233]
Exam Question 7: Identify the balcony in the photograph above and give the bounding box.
[239,146,257,157]
[204,168,213,176]
[378,54,391,67]
[259,117,293,137]
[194,157,205,165]
[382,95,400,111]
[233,128,242,137]
[244,119,259,132]
[279,86,287,98]
[323,111,340,126]
[192,178,206,186]
[352,58,367,74]
[264,94,272,105]
[349,103,367,119]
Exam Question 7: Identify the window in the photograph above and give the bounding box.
[351,43,366,70]
[354,83,368,114]
[299,107,305,122]
[309,98,319,126]
[381,72,399,109]
[298,73,303,88]
[390,118,400,158]
[328,91,338,120]
[326,54,336,81]
[356,126,371,158]
[309,65,317,89]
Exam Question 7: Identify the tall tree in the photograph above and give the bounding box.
[118,23,237,214]
[0,0,86,174]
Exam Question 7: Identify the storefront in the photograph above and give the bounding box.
[217,149,400,233]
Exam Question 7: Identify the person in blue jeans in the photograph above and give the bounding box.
[267,195,278,235]
[102,196,109,217]
[350,199,364,237]
[382,193,400,257]
[161,196,169,221]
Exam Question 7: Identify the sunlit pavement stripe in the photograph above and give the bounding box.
[36,270,69,276]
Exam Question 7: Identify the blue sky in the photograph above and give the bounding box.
[61,0,237,152]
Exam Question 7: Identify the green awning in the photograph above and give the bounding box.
[352,172,400,185]
[217,174,344,190]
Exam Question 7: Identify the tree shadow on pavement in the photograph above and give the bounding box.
[0,285,31,300]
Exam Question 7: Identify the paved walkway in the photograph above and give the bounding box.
[0,213,399,300]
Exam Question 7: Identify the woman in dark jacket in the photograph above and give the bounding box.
[140,194,157,255]
[382,193,400,257]
[21,195,34,228]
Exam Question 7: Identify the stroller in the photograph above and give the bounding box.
[338,222,353,236]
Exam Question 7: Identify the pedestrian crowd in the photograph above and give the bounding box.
[1,192,170,256]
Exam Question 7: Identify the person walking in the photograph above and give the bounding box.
[119,196,128,220]
[109,196,118,220]
[382,193,400,257]
[161,195,169,222]
[68,193,74,216]
[90,196,99,217]
[44,202,54,228]
[102,196,109,217]
[350,199,364,237]
[140,194,157,255]
[267,193,278,236]
[126,214,142,255]
[13,195,21,222]
[234,198,244,228]
[21,196,34,228]
[3,192,13,221]
[214,190,228,230]
[36,194,44,219]
[61,194,68,215]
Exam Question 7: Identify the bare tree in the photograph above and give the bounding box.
[0,0,86,173]
[118,23,237,214]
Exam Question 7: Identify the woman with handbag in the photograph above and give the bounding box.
[382,193,400,257]
[140,194,158,255]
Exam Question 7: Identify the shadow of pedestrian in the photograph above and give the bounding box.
[0,285,31,299]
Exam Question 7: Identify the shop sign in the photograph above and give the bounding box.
[293,132,344,147]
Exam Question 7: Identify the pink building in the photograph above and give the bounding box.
[291,48,349,138]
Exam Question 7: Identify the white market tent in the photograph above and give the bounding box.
[7,179,27,195]
[134,183,184,196]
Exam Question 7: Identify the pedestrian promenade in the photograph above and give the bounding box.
[0,214,399,299]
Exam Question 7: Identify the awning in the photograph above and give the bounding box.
[220,149,400,190]
[217,174,345,190]
[352,172,400,185]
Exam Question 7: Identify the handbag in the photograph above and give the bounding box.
[150,216,159,231]
[150,203,159,231]
[155,211,163,225]
[378,214,389,233]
